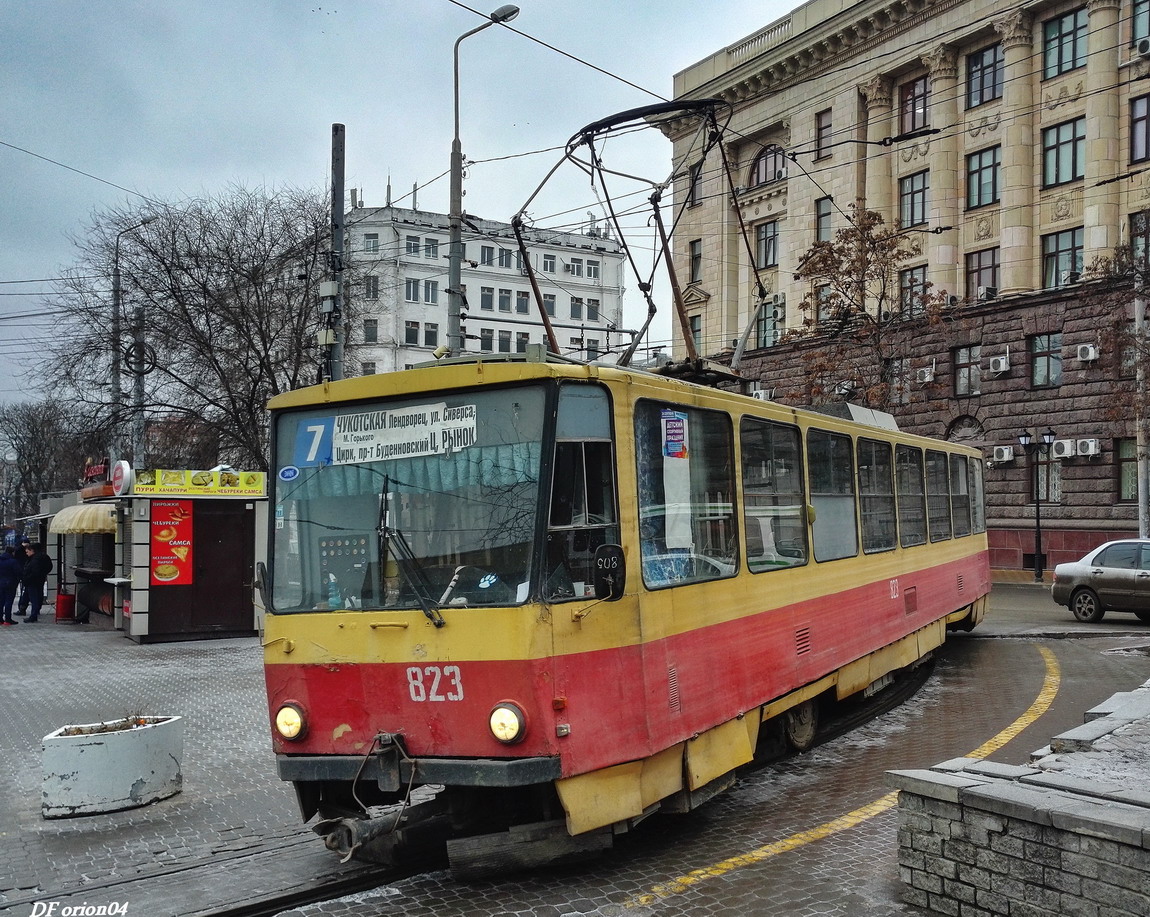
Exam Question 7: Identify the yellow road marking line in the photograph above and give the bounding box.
[625,645,1061,908]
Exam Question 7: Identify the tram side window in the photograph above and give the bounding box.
[807,429,858,562]
[740,417,808,571]
[926,450,952,541]
[636,402,736,588]
[545,385,619,602]
[858,438,896,553]
[968,457,987,533]
[897,445,927,547]
[950,454,972,536]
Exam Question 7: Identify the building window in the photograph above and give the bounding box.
[571,297,584,320]
[498,248,513,268]
[1042,117,1085,187]
[954,345,981,396]
[364,275,379,300]
[749,146,789,186]
[1033,453,1062,504]
[965,247,999,295]
[816,284,834,324]
[515,251,524,273]
[404,321,420,345]
[364,233,379,254]
[1118,439,1138,502]
[587,299,600,321]
[967,44,1003,108]
[689,314,702,350]
[516,291,530,314]
[687,161,703,207]
[423,323,438,347]
[543,253,556,272]
[756,221,779,268]
[899,75,929,133]
[516,332,529,354]
[689,239,702,283]
[587,260,600,280]
[899,266,928,316]
[815,109,832,159]
[1030,332,1063,388]
[363,318,378,344]
[424,280,438,304]
[1041,227,1084,288]
[899,171,929,228]
[498,330,512,353]
[361,361,376,376]
[404,278,419,302]
[815,197,833,242]
[406,235,420,255]
[1133,95,1150,163]
[543,293,556,316]
[424,239,439,259]
[757,297,784,348]
[569,257,584,277]
[480,328,494,352]
[498,288,511,312]
[884,357,911,405]
[1138,0,1150,42]
[481,245,494,265]
[1043,8,1087,79]
[587,339,600,359]
[569,337,583,355]
[480,286,494,311]
[966,146,1001,209]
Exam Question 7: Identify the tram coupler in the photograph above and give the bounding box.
[314,797,455,867]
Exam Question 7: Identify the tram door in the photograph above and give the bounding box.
[148,500,257,638]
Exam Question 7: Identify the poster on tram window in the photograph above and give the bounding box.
[151,499,193,586]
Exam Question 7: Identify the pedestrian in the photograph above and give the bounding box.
[14,537,30,615]
[20,543,52,623]
[0,546,20,625]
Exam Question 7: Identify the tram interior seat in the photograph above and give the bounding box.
[746,515,804,571]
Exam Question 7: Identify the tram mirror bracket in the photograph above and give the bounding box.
[592,545,626,601]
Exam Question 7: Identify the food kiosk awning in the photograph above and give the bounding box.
[48,504,118,535]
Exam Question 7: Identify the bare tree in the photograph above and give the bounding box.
[49,185,341,471]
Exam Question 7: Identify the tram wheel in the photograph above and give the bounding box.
[783,700,819,751]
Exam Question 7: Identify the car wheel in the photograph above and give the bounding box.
[1071,589,1105,623]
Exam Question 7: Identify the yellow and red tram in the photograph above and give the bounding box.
[261,352,988,872]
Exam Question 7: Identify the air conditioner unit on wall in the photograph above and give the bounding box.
[915,367,935,384]
[1061,270,1081,285]
[1051,439,1076,459]
[1138,36,1150,59]
[991,445,1014,463]
[774,167,789,181]
[751,389,774,401]
[988,354,1010,373]
[1077,343,1099,361]
[977,286,997,301]
[1077,438,1101,457]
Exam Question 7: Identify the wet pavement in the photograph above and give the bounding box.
[0,588,1147,917]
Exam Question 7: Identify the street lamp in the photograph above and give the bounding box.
[447,4,520,357]
[111,216,157,464]
[1018,427,1057,582]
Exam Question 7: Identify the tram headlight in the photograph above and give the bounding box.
[275,703,307,741]
[489,702,526,744]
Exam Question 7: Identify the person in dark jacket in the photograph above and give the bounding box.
[20,543,52,622]
[0,546,21,625]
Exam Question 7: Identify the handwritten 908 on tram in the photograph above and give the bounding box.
[259,350,989,877]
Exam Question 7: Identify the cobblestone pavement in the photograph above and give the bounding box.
[1,593,1148,917]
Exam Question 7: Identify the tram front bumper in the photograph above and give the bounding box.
[276,751,562,792]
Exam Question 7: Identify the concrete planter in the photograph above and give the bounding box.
[42,715,184,818]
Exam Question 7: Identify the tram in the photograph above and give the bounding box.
[260,350,989,874]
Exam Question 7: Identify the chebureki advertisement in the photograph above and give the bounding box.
[133,468,265,496]
[151,500,192,586]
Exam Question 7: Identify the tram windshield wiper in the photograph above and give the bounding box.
[378,482,445,627]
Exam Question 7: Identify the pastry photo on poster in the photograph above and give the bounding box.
[151,500,193,585]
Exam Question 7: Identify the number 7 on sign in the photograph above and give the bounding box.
[293,418,334,467]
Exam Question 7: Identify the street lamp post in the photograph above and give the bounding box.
[111,216,156,464]
[447,4,519,357]
[1019,427,1057,582]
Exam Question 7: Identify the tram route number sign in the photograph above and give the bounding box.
[292,402,478,468]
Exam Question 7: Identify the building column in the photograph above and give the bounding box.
[1085,0,1122,264]
[923,44,959,297]
[994,9,1035,294]
[860,76,894,227]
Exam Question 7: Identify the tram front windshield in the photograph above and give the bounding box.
[270,387,545,612]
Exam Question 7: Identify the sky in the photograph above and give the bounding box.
[0,0,795,382]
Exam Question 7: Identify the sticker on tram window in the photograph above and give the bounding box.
[406,665,464,702]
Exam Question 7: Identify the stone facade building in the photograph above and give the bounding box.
[344,205,626,373]
[669,0,1150,577]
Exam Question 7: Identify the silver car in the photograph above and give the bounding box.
[1051,539,1150,623]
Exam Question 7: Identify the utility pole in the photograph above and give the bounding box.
[1137,211,1149,537]
[323,123,346,382]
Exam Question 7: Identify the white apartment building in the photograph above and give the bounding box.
[345,206,626,373]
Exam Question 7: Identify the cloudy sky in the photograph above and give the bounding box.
[0,0,792,379]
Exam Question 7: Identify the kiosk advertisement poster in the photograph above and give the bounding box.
[151,500,193,586]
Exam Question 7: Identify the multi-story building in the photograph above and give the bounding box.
[344,205,626,373]
[671,0,1150,577]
